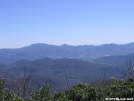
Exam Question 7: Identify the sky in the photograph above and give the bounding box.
[0,0,134,48]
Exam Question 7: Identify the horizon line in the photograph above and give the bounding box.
[1,42,134,49]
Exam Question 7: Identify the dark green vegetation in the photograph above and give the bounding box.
[0,78,134,101]
[1,43,134,64]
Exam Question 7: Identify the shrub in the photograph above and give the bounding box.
[30,85,52,101]
[0,80,22,101]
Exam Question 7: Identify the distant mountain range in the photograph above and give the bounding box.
[1,43,134,64]
[0,43,134,91]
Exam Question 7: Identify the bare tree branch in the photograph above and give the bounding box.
[63,66,69,90]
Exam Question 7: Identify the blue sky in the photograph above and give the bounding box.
[0,0,134,48]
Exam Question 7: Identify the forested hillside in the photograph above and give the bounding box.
[0,58,125,92]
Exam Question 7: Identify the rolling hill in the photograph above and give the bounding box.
[0,58,126,91]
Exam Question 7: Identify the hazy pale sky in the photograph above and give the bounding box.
[0,0,134,48]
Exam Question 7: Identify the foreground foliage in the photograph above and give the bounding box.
[0,78,134,101]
